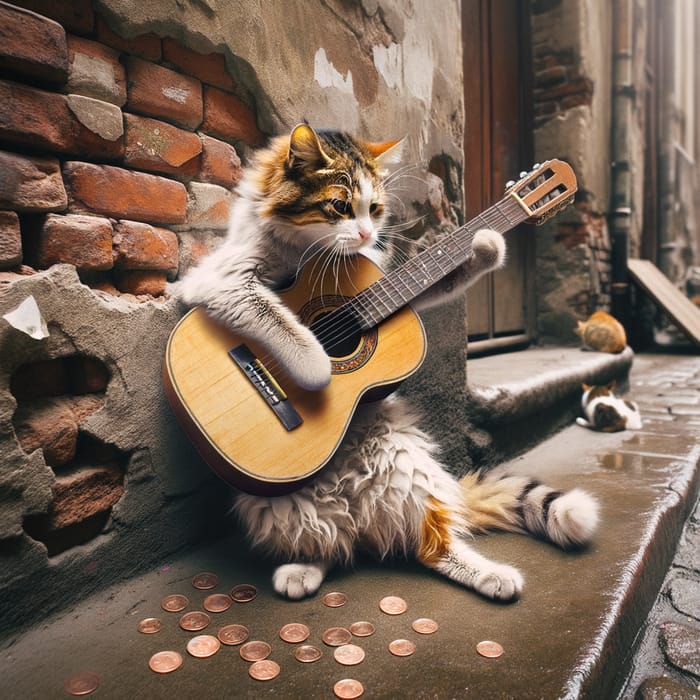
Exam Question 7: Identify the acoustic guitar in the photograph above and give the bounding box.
[163,160,577,494]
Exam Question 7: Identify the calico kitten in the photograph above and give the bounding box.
[576,310,627,353]
[174,123,599,602]
[576,381,642,432]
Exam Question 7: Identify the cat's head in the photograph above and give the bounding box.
[581,380,616,403]
[253,123,403,254]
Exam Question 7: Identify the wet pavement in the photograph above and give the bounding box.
[1,351,699,699]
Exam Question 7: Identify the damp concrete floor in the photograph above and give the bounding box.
[2,351,700,699]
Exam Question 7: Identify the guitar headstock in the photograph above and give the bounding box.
[505,160,577,224]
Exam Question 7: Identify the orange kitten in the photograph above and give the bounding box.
[576,311,626,353]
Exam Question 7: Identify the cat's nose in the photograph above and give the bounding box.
[358,228,371,240]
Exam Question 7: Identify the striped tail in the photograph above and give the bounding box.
[459,471,599,549]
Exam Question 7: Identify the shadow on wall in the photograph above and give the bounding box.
[11,355,129,556]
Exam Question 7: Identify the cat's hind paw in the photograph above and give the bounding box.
[471,229,506,273]
[272,562,326,600]
[473,562,524,601]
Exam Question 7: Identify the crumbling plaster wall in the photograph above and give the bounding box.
[0,0,467,634]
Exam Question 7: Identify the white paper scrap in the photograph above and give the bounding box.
[2,296,49,340]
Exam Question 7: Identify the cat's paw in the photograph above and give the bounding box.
[473,563,524,601]
[272,563,325,600]
[471,229,506,272]
[280,328,332,391]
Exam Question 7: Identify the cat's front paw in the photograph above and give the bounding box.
[472,229,506,273]
[473,563,523,601]
[272,563,326,600]
[281,329,332,391]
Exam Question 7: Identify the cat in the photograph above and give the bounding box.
[575,310,627,353]
[576,380,642,432]
[173,123,599,602]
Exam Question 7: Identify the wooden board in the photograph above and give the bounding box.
[628,258,700,347]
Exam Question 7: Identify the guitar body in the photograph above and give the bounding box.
[163,253,427,495]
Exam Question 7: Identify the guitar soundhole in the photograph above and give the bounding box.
[310,310,363,358]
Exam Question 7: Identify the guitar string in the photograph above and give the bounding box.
[249,196,528,382]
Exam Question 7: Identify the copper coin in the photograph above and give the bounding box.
[192,571,219,590]
[476,640,504,658]
[294,644,323,663]
[148,650,183,674]
[349,621,375,637]
[323,591,348,608]
[379,595,407,615]
[412,617,438,635]
[217,623,250,646]
[279,622,310,643]
[203,593,232,613]
[161,593,189,612]
[137,617,163,634]
[333,678,364,699]
[388,638,416,657]
[186,634,221,658]
[240,640,272,662]
[230,583,257,602]
[179,610,211,631]
[64,671,100,696]
[322,626,353,646]
[334,643,365,666]
[248,659,280,681]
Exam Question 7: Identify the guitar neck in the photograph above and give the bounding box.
[348,194,529,330]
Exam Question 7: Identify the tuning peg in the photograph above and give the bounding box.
[519,171,528,178]
[533,162,541,169]
[505,180,515,188]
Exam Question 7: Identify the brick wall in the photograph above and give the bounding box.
[0,0,260,300]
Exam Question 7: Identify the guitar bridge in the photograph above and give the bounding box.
[229,345,303,431]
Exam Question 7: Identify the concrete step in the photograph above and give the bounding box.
[2,351,699,699]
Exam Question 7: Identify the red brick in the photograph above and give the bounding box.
[31,213,114,271]
[113,220,179,275]
[201,86,264,146]
[185,182,232,229]
[114,269,167,296]
[14,397,79,467]
[0,79,124,160]
[63,161,187,224]
[95,17,161,61]
[0,210,22,268]
[199,133,242,188]
[124,113,201,178]
[67,35,126,106]
[125,56,202,129]
[0,150,67,212]
[162,39,235,91]
[10,0,94,35]
[0,2,68,85]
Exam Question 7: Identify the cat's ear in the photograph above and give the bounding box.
[607,379,617,391]
[287,123,332,170]
[365,137,404,164]
[575,320,585,336]
[582,383,592,392]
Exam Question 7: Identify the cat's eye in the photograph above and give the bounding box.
[369,202,380,216]
[331,199,351,216]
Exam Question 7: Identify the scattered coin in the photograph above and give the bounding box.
[349,621,375,637]
[161,593,189,612]
[323,591,348,608]
[192,571,219,590]
[186,634,221,658]
[334,644,365,666]
[137,617,163,634]
[379,595,407,615]
[388,639,416,657]
[476,640,504,658]
[322,626,353,646]
[248,659,280,681]
[64,671,100,696]
[294,644,323,663]
[230,583,257,603]
[179,610,211,632]
[240,640,272,662]
[218,623,250,646]
[333,678,365,699]
[279,622,311,643]
[203,593,232,613]
[148,650,183,674]
[412,617,438,635]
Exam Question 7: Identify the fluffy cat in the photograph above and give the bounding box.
[174,123,599,601]
[576,381,642,432]
[576,310,627,353]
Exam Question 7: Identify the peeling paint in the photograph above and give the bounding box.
[373,42,403,90]
[162,86,190,104]
[313,47,354,95]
